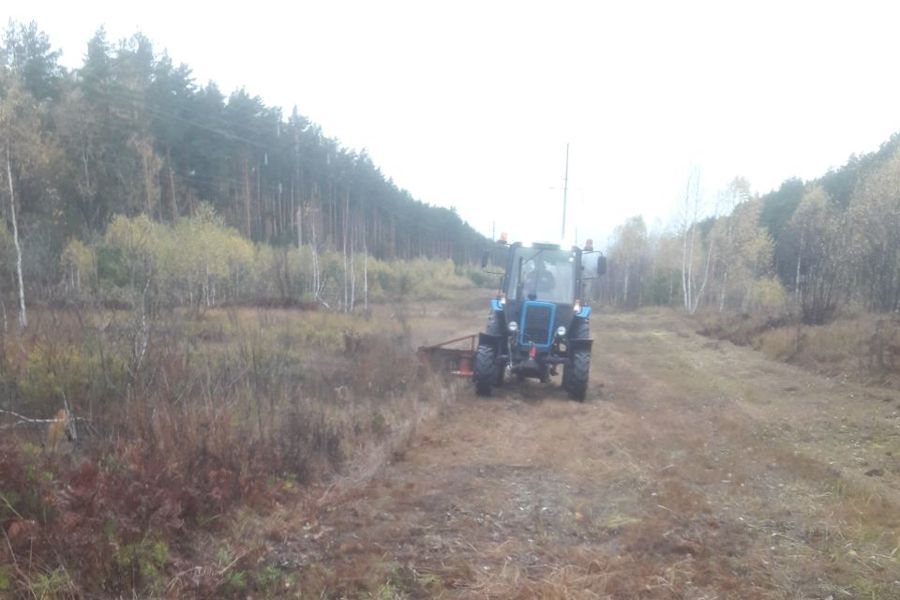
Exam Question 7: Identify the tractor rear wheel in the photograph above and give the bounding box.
[566,351,590,401]
[474,344,497,396]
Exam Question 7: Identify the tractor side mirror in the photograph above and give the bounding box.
[580,251,603,279]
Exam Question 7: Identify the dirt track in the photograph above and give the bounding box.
[275,308,900,598]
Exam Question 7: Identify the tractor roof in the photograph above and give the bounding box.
[529,242,562,250]
[496,240,564,251]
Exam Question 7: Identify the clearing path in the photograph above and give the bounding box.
[279,310,900,598]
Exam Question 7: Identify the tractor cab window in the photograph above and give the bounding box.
[508,247,575,304]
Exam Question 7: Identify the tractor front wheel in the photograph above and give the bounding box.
[474,344,497,396]
[566,351,590,401]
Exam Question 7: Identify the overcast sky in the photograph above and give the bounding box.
[7,1,900,246]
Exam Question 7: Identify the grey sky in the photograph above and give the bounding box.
[7,0,900,246]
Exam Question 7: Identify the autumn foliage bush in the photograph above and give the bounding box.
[0,302,447,597]
[53,210,479,313]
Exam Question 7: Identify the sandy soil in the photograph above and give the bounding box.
[259,307,900,599]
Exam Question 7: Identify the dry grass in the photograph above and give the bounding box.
[429,310,900,599]
[696,310,900,386]
[624,311,900,597]
[0,302,463,597]
[176,307,900,600]
[8,299,900,598]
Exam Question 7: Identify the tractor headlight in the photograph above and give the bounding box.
[557,326,567,337]
[508,321,518,333]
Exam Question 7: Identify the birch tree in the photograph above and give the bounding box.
[710,177,751,311]
[610,216,648,307]
[847,149,900,313]
[0,75,54,329]
[787,186,846,324]
[680,169,715,314]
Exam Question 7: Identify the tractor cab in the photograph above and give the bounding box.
[509,244,576,300]
[475,240,606,400]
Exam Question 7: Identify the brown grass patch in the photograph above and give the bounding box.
[0,305,460,597]
[695,311,900,386]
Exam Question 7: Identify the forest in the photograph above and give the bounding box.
[599,132,900,383]
[0,22,486,596]
[4,17,900,599]
[4,19,899,330]
[0,21,486,326]
[603,133,900,322]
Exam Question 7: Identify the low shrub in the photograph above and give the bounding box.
[0,303,454,597]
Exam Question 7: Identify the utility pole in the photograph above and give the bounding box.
[561,143,569,240]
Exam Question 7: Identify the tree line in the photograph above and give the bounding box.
[0,21,485,325]
[601,133,900,324]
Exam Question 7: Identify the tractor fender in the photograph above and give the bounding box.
[567,313,593,353]
[568,337,593,352]
[479,332,504,349]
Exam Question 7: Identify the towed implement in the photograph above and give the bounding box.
[417,333,478,377]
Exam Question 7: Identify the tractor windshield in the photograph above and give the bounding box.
[508,247,576,304]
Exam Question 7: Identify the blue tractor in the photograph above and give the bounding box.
[474,240,606,400]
